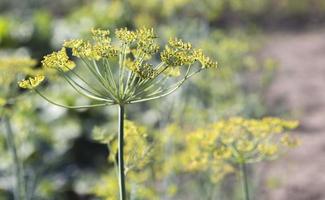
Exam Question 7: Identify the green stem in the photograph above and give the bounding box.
[118,105,126,200]
[3,116,25,200]
[240,162,250,200]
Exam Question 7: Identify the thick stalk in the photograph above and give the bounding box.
[240,162,250,200]
[3,116,25,200]
[118,105,126,200]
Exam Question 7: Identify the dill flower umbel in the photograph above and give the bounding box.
[186,117,299,164]
[186,117,299,200]
[18,27,217,200]
[179,127,234,183]
[18,27,217,106]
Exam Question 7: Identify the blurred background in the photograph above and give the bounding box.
[0,0,324,199]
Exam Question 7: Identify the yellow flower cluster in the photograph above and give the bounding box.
[161,38,194,67]
[93,170,159,200]
[92,120,160,200]
[193,49,218,69]
[93,120,152,173]
[125,60,157,79]
[150,124,234,184]
[64,29,118,60]
[161,38,217,69]
[41,47,76,71]
[115,28,137,43]
[93,117,297,199]
[120,121,152,172]
[115,27,159,58]
[0,98,6,106]
[26,27,217,108]
[134,28,160,57]
[92,172,119,200]
[186,117,300,164]
[18,74,45,89]
[63,27,216,77]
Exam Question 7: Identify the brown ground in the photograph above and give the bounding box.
[259,29,325,200]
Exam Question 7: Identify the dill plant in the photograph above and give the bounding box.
[18,27,217,200]
[92,121,234,199]
[91,117,299,199]
[93,120,157,199]
[0,57,38,200]
[186,117,299,200]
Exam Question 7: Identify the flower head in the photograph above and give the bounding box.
[37,27,217,108]
[115,28,137,44]
[161,38,195,67]
[186,117,299,165]
[18,74,45,89]
[41,48,75,71]
[64,29,118,60]
[193,49,218,68]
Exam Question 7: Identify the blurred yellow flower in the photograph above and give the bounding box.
[258,143,278,156]
[186,117,299,165]
[0,57,36,85]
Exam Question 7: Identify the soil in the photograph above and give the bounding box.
[259,29,325,200]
